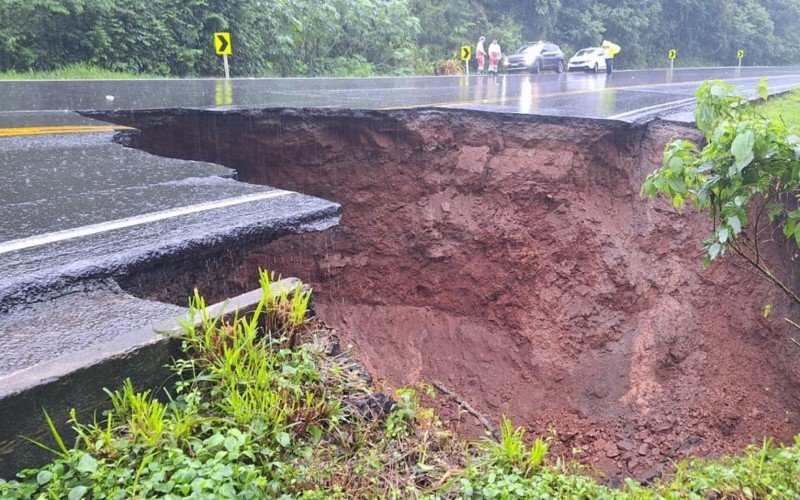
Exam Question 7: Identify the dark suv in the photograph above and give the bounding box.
[504,41,565,74]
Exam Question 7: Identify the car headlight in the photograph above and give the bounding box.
[503,57,509,66]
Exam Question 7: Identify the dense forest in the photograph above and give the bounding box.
[0,0,798,77]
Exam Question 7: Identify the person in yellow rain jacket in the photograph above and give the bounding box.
[602,40,621,76]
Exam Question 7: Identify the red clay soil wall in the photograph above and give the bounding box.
[105,109,800,482]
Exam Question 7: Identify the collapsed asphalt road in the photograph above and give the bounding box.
[1,67,800,477]
[0,110,341,476]
[1,64,799,396]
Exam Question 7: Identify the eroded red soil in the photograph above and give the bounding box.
[109,109,800,481]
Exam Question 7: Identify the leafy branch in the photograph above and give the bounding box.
[641,79,800,307]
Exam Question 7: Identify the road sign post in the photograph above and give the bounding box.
[737,49,745,68]
[460,45,472,76]
[221,55,229,79]
[214,32,233,79]
[668,49,677,70]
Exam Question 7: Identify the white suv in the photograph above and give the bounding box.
[567,47,607,73]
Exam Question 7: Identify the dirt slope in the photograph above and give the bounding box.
[103,108,800,481]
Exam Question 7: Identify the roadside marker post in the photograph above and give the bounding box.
[460,45,472,76]
[737,50,745,67]
[668,49,677,70]
[214,32,232,79]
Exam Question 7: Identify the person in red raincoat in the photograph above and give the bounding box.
[476,36,487,75]
[487,39,501,75]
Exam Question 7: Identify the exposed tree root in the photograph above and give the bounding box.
[433,381,499,441]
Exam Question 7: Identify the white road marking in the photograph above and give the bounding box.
[0,190,293,255]
[608,82,800,120]
[607,98,696,120]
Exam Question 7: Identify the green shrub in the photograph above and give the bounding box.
[2,271,799,498]
[0,62,153,80]
[317,56,375,78]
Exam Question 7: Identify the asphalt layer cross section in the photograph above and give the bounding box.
[0,280,185,377]
[1,66,800,122]
[0,128,341,311]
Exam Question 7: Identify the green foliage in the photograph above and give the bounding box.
[642,81,800,305]
[2,1,800,77]
[629,436,800,499]
[410,0,522,64]
[760,89,800,129]
[318,56,375,78]
[2,271,800,497]
[478,416,550,475]
[0,271,460,497]
[0,62,153,80]
[0,0,420,77]
[456,417,617,498]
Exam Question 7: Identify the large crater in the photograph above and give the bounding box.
[93,107,800,480]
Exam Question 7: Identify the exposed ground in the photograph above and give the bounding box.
[94,108,800,482]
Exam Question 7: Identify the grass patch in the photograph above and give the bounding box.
[0,63,157,80]
[1,271,799,498]
[758,88,800,128]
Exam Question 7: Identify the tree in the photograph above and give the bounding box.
[722,0,776,66]
[2,0,800,76]
[558,0,605,56]
[764,0,800,62]
[409,0,522,67]
[596,0,664,68]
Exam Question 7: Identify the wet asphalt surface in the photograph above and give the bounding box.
[1,66,800,377]
[1,66,800,122]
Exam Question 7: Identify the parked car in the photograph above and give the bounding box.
[503,41,566,74]
[567,47,607,73]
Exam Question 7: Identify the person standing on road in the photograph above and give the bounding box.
[602,40,621,76]
[476,36,487,75]
[487,39,502,76]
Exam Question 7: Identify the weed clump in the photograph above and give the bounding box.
[0,271,460,498]
[1,271,800,498]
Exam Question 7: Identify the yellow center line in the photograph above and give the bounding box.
[0,125,134,138]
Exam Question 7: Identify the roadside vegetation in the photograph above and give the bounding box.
[760,88,800,128]
[0,63,155,81]
[1,0,799,78]
[1,271,799,498]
